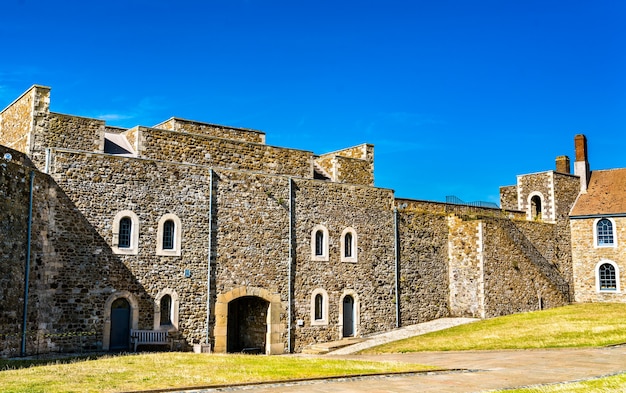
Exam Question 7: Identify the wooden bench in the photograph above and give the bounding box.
[130,329,172,352]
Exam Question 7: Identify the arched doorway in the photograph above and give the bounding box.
[227,296,269,353]
[110,298,131,350]
[342,295,355,337]
[214,287,283,354]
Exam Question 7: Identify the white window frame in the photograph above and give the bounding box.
[340,227,358,263]
[526,191,544,221]
[154,288,180,331]
[594,217,617,248]
[156,213,182,256]
[311,224,329,261]
[595,259,620,293]
[310,288,329,326]
[112,210,139,255]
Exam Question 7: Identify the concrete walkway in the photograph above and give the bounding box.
[185,347,626,392]
[331,317,479,355]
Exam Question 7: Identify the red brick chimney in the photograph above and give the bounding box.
[574,134,590,192]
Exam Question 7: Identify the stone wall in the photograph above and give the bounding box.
[334,155,374,186]
[397,209,450,324]
[517,171,555,221]
[447,215,484,318]
[571,217,626,303]
[0,85,50,157]
[154,118,266,144]
[292,179,396,351]
[137,127,314,178]
[0,155,31,356]
[481,218,570,317]
[499,185,517,210]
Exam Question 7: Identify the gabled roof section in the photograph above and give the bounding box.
[570,168,626,216]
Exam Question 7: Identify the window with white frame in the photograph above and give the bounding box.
[596,260,620,292]
[157,214,182,256]
[154,289,179,331]
[310,288,329,325]
[310,225,329,261]
[595,218,616,247]
[340,227,358,263]
[112,210,139,255]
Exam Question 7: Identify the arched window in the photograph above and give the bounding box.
[118,217,132,248]
[344,233,352,258]
[315,230,324,256]
[162,220,175,250]
[154,289,180,331]
[160,295,172,325]
[112,210,139,255]
[596,218,615,246]
[157,214,182,256]
[340,227,358,263]
[596,261,619,292]
[310,225,329,261]
[314,294,323,321]
[310,288,329,325]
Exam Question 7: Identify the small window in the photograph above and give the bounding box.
[118,217,132,248]
[315,230,324,256]
[344,233,353,258]
[310,288,328,325]
[162,220,175,250]
[154,289,179,331]
[112,210,139,255]
[314,294,323,320]
[597,219,614,246]
[157,214,182,256]
[599,263,617,291]
[340,227,358,263]
[310,225,329,261]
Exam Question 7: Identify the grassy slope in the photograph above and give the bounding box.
[362,303,626,354]
[0,353,432,393]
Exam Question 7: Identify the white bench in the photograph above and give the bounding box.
[130,329,172,352]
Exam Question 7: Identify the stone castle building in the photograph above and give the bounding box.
[0,85,620,357]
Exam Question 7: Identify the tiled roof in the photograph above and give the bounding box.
[570,168,626,216]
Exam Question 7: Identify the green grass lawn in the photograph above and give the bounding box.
[3,303,626,393]
[361,303,626,354]
[0,353,433,393]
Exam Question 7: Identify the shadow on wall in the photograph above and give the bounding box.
[0,166,152,357]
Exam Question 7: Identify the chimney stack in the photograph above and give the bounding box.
[555,155,570,174]
[574,134,590,192]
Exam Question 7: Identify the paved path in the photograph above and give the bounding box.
[185,347,626,393]
[331,317,478,355]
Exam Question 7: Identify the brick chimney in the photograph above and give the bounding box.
[555,155,570,174]
[574,134,590,192]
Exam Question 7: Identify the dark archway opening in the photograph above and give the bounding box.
[227,296,269,354]
[531,195,542,220]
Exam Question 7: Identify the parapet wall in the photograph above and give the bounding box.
[154,118,265,144]
[0,85,50,157]
[136,126,314,178]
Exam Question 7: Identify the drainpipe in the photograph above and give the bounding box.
[20,170,35,356]
[205,169,214,346]
[287,177,294,353]
[393,208,400,328]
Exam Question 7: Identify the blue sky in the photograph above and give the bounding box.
[1,1,624,203]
